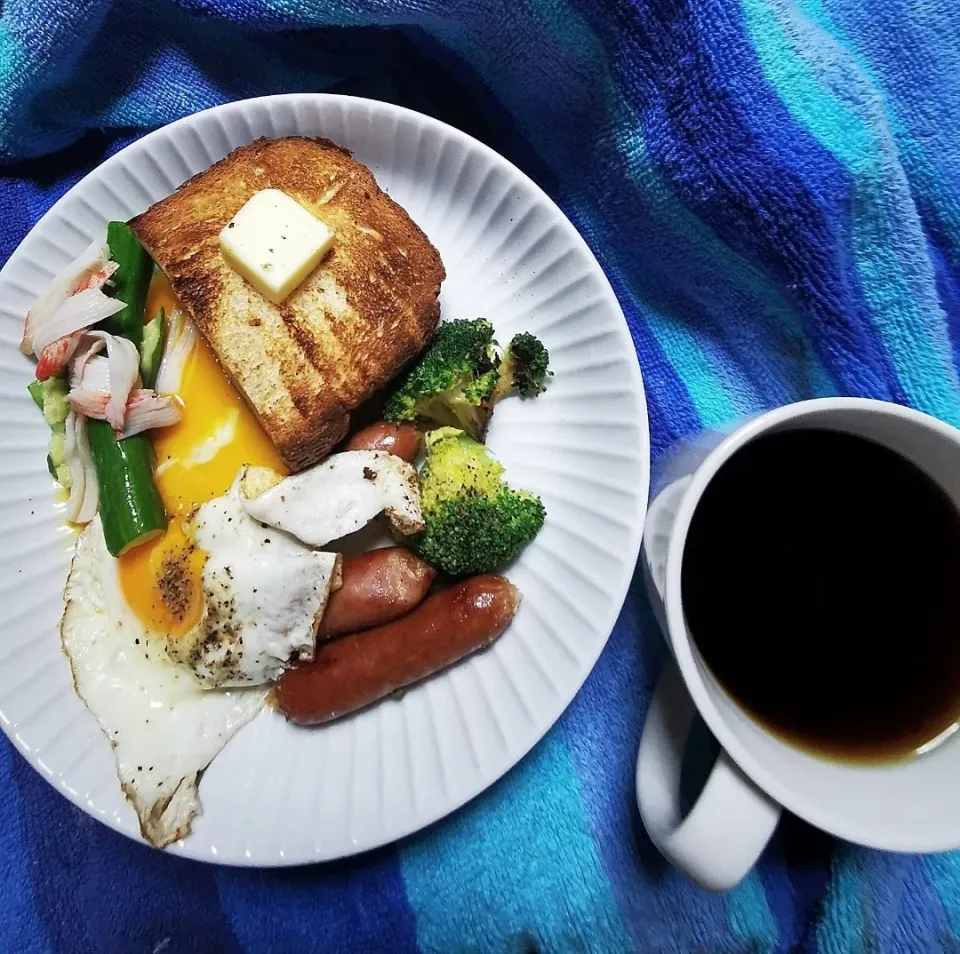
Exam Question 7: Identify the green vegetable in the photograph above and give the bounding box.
[102,221,152,349]
[40,376,69,426]
[140,307,165,388]
[384,320,550,441]
[411,427,546,577]
[49,425,70,488]
[28,375,69,421]
[49,429,66,469]
[384,319,500,440]
[28,379,44,411]
[87,421,166,556]
[29,376,71,488]
[492,332,551,400]
[90,221,167,551]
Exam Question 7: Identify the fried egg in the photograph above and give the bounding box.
[166,475,341,687]
[61,518,266,848]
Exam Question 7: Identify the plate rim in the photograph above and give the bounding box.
[0,92,650,866]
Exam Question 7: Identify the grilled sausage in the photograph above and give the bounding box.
[276,576,520,724]
[320,547,436,638]
[344,421,421,462]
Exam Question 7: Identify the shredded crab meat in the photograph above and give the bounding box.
[100,333,141,430]
[20,239,111,355]
[35,331,86,382]
[33,287,125,380]
[69,388,181,438]
[67,331,142,429]
[68,328,182,437]
[119,391,182,438]
[69,338,107,389]
[32,280,122,357]
[74,261,118,294]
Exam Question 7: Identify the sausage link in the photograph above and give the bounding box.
[276,576,520,724]
[320,547,436,638]
[344,421,421,462]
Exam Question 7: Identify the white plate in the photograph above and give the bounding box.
[0,94,649,865]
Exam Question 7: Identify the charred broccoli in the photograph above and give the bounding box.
[383,319,499,438]
[493,332,552,400]
[384,319,549,441]
[412,427,546,577]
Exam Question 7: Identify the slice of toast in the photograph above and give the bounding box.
[131,137,444,471]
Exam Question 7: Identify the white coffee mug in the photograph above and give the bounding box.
[635,397,960,892]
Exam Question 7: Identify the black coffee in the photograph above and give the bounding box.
[682,428,960,763]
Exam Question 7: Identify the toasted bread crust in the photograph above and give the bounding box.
[131,137,444,471]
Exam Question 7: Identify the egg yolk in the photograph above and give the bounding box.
[117,273,288,636]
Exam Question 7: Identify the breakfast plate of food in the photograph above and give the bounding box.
[0,94,648,864]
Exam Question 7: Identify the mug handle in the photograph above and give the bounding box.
[636,658,781,892]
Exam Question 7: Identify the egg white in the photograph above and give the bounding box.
[60,518,266,848]
[172,474,341,687]
[240,450,423,546]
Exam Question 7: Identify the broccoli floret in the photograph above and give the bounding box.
[384,319,500,439]
[412,427,546,577]
[385,321,551,441]
[494,332,551,399]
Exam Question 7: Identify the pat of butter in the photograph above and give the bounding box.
[219,189,335,304]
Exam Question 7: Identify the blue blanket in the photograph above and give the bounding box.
[2,1,960,951]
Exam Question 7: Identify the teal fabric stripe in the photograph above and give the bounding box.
[642,294,742,427]
[810,0,960,264]
[741,0,960,424]
[924,853,960,940]
[0,27,33,148]
[0,4,113,159]
[559,588,752,952]
[607,106,838,416]
[815,844,956,952]
[727,871,779,951]
[400,727,633,954]
[815,847,868,954]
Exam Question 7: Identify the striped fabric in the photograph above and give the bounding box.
[1,0,959,951]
